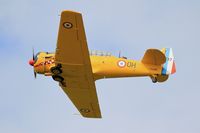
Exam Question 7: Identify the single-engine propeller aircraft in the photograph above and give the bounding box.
[29,10,176,118]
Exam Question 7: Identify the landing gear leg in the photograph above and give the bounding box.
[50,64,62,75]
[151,75,158,83]
[52,75,64,82]
[152,77,158,83]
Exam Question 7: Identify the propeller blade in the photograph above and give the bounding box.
[34,71,37,79]
[32,47,36,79]
[32,47,35,61]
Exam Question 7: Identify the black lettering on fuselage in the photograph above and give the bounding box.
[127,62,136,68]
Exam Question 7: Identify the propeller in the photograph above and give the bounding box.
[29,47,37,79]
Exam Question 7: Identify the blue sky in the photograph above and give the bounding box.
[1,0,200,133]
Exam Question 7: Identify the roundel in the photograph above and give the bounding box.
[117,60,126,68]
[80,108,90,113]
[63,22,73,29]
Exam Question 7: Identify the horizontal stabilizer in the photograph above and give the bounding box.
[141,49,166,65]
[157,75,169,82]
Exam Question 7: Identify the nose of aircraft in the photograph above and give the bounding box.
[29,59,34,66]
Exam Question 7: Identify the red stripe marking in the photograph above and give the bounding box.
[171,61,176,74]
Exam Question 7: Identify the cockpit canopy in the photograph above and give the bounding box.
[89,50,112,56]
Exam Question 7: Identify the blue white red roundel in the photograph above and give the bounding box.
[117,60,126,68]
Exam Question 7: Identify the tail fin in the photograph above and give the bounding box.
[161,48,176,75]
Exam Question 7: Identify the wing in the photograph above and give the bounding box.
[54,10,101,118]
[141,49,166,65]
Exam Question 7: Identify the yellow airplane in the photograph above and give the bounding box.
[29,10,176,118]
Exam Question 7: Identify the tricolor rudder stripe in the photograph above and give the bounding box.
[161,48,176,75]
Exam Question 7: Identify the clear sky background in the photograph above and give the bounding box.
[0,0,200,133]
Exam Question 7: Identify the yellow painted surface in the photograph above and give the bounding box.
[54,10,102,118]
[90,55,163,79]
[33,53,163,79]
[33,52,55,74]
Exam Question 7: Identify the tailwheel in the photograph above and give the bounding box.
[60,81,67,87]
[150,75,158,83]
[151,77,158,83]
[52,75,64,82]
[50,65,62,75]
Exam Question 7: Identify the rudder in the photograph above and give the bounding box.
[161,48,176,75]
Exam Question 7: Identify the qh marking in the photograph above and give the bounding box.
[117,60,126,68]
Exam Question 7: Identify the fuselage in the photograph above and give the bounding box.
[90,55,162,79]
[30,52,162,79]
[30,52,163,80]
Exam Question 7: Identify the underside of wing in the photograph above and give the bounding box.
[55,10,101,118]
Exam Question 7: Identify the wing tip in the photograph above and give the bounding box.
[61,10,81,15]
[82,115,102,119]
